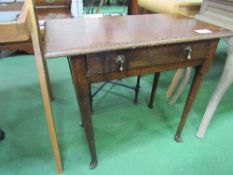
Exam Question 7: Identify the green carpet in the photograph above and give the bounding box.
[0,40,233,175]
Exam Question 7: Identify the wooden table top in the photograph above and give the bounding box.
[44,14,233,58]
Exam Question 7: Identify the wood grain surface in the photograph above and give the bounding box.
[45,14,233,58]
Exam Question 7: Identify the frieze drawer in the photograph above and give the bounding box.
[87,41,210,75]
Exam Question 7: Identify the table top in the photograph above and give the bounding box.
[44,14,233,58]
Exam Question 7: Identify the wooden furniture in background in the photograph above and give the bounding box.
[0,0,62,173]
[140,0,233,138]
[195,0,233,138]
[137,0,202,105]
[36,0,71,19]
[44,14,233,168]
[138,0,202,16]
[36,0,72,32]
[128,0,138,15]
[0,0,72,53]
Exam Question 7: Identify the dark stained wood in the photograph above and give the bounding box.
[86,41,210,76]
[45,14,233,58]
[0,42,33,54]
[175,40,219,142]
[44,14,233,167]
[148,73,160,108]
[128,0,139,15]
[87,59,204,83]
[69,55,97,169]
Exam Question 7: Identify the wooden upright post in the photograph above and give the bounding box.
[128,0,138,15]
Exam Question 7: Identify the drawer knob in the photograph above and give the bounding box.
[185,46,192,59]
[116,55,126,71]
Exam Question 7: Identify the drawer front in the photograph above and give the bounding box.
[87,41,210,75]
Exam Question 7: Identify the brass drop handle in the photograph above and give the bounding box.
[185,46,192,59]
[116,55,126,71]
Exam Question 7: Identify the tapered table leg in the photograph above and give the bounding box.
[175,66,203,142]
[69,56,97,169]
[175,40,219,142]
[67,57,85,126]
[148,73,160,109]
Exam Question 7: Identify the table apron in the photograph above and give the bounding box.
[86,59,204,83]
